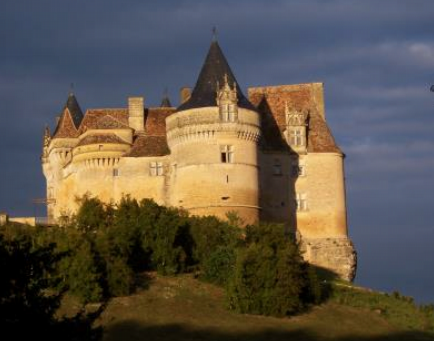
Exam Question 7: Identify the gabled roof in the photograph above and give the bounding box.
[126,108,174,157]
[53,108,79,138]
[248,83,342,154]
[126,135,170,157]
[76,134,131,147]
[52,93,84,139]
[145,108,174,135]
[78,109,129,134]
[177,40,255,112]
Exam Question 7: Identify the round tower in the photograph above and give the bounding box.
[166,40,261,225]
[42,92,84,221]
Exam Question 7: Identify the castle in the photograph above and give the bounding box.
[41,39,356,280]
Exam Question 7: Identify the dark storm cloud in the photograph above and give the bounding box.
[1,0,433,302]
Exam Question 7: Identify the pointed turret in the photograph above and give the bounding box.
[160,89,172,107]
[53,92,83,138]
[64,92,84,128]
[177,40,254,111]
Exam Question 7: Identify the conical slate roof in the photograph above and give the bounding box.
[64,92,84,128]
[177,40,255,111]
[160,92,172,107]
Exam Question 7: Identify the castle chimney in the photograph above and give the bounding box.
[128,96,145,132]
[180,87,191,105]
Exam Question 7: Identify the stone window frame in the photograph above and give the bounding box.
[150,161,164,176]
[220,145,234,163]
[219,104,238,122]
[291,160,306,178]
[289,128,305,146]
[295,192,308,211]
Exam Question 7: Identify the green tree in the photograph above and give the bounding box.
[67,238,104,303]
[189,215,241,285]
[226,223,321,317]
[75,195,110,232]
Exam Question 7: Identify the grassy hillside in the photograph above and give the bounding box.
[59,273,434,341]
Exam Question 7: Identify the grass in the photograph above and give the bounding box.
[58,273,434,341]
[331,283,434,333]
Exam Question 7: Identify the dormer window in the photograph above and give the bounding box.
[289,128,305,146]
[217,74,238,122]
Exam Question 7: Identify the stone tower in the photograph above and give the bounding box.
[42,92,83,220]
[166,40,261,224]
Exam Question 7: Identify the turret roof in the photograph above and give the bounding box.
[177,40,255,111]
[160,89,172,108]
[64,93,84,128]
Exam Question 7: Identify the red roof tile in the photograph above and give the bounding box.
[248,84,341,154]
[76,134,131,147]
[53,109,79,138]
[145,108,174,135]
[126,135,170,157]
[78,109,129,134]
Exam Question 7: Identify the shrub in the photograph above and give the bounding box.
[226,223,321,317]
[66,238,104,303]
[0,232,61,326]
[202,245,237,285]
[189,215,241,285]
[75,195,110,232]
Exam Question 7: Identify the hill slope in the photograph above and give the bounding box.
[63,274,433,341]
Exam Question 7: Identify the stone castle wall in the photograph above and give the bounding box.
[42,82,357,281]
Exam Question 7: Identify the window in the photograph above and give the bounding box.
[99,145,103,151]
[221,145,234,163]
[220,104,238,122]
[113,169,119,177]
[291,161,306,177]
[150,162,164,176]
[295,193,308,211]
[273,159,282,175]
[289,128,305,146]
[220,104,229,121]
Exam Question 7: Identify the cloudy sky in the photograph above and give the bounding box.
[1,0,433,302]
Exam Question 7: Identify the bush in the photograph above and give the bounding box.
[226,223,322,317]
[66,238,104,303]
[0,226,102,340]
[142,205,192,275]
[0,232,61,326]
[202,245,237,285]
[75,195,111,232]
[189,215,241,284]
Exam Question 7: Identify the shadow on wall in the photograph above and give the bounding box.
[104,321,434,341]
[256,96,299,236]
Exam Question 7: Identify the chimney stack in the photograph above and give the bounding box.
[128,97,145,132]
[180,87,191,105]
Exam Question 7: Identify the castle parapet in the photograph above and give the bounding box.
[166,107,261,148]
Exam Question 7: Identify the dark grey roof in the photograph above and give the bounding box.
[160,95,172,107]
[64,93,84,128]
[177,41,255,112]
